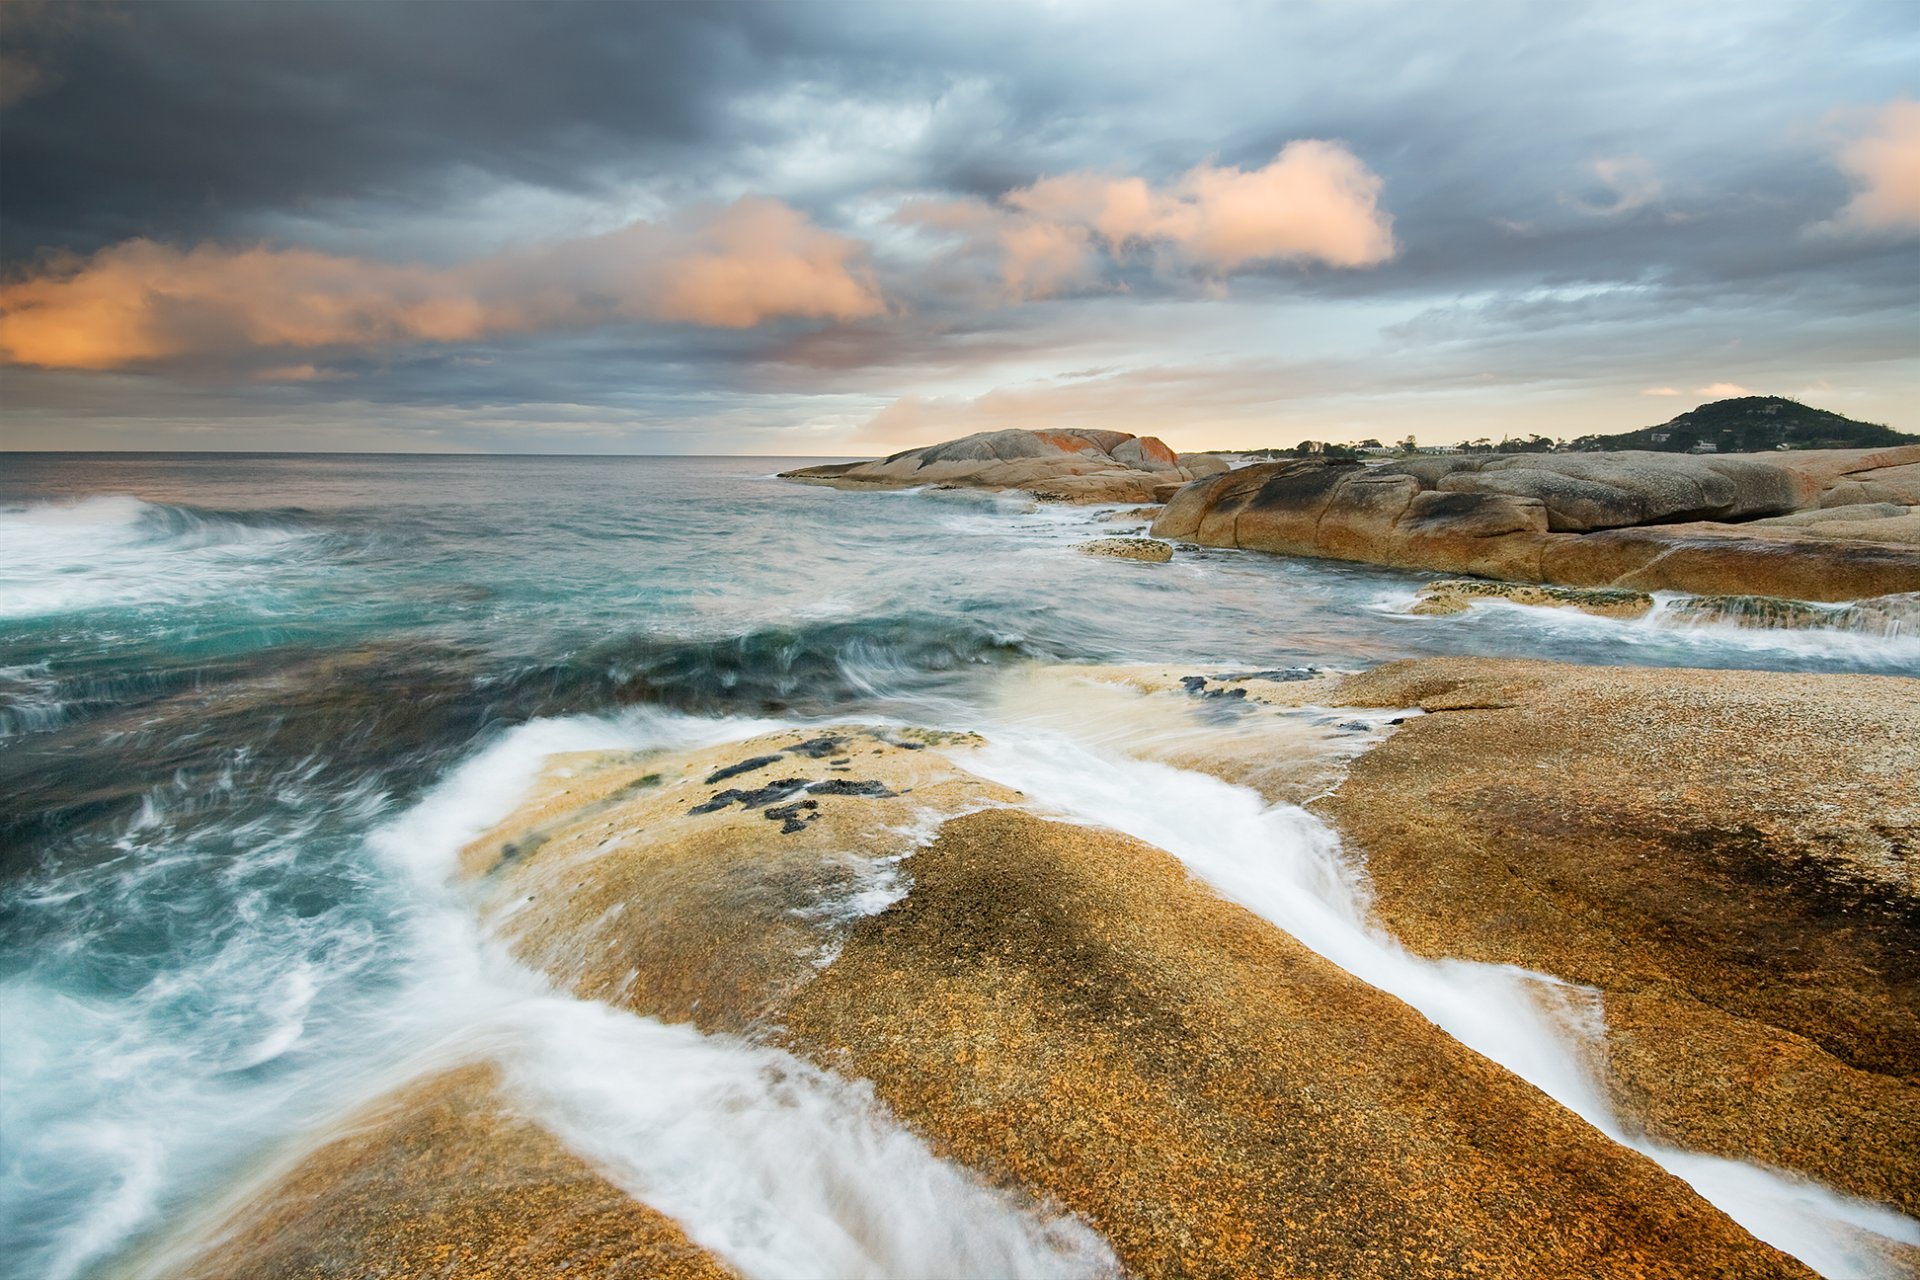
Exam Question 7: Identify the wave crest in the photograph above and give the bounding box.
[0,495,320,619]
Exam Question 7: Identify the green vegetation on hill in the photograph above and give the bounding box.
[1570,396,1915,453]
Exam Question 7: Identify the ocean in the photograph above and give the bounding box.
[3,453,1915,1279]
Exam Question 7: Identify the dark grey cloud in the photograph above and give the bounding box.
[2,0,1914,448]
[1,1,793,258]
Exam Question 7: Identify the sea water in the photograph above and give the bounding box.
[3,453,1915,1278]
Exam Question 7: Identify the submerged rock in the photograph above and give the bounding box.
[780,428,1228,504]
[1101,504,1166,523]
[1152,447,1920,599]
[1077,536,1174,562]
[1411,578,1653,618]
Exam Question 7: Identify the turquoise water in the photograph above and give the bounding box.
[2,453,1914,1278]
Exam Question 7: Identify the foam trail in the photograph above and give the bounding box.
[964,728,1920,1279]
[1374,585,1920,670]
[364,709,1118,1280]
[494,1000,1115,1279]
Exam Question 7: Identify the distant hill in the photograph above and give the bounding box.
[1570,396,1916,453]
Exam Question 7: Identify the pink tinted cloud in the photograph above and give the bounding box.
[905,142,1396,301]
[1008,142,1396,270]
[0,197,884,370]
[1831,99,1920,232]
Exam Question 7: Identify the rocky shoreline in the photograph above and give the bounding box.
[120,437,1920,1277]
[139,655,1917,1277]
[1149,447,1920,600]
[785,430,1920,601]
[779,428,1228,504]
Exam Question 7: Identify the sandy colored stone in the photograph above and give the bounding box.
[1538,521,1920,598]
[461,725,1015,1033]
[151,1064,733,1280]
[1152,450,1920,599]
[1793,512,1920,544]
[1410,578,1653,618]
[1316,657,1920,1213]
[780,428,1227,504]
[473,724,1810,1278]
[1101,504,1166,523]
[1078,536,1174,562]
[775,808,1806,1280]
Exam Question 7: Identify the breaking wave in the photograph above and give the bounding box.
[0,495,324,619]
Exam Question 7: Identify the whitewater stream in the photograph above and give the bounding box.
[3,453,1915,1278]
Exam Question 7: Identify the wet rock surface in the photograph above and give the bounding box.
[1151,447,1920,599]
[1318,657,1920,1215]
[452,720,1810,1278]
[145,1064,735,1280]
[776,806,1804,1279]
[1410,578,1654,618]
[780,428,1228,504]
[460,725,999,1034]
[1078,536,1175,562]
[180,667,1916,1278]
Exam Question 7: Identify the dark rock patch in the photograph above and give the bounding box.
[689,779,810,815]
[807,779,897,798]
[786,735,848,759]
[703,755,783,785]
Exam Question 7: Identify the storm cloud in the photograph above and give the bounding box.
[1,0,1914,452]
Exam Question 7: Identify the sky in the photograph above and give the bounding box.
[0,0,1915,455]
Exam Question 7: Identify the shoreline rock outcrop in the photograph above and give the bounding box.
[1069,659,1920,1232]
[145,658,1916,1277]
[1316,658,1920,1221]
[781,428,1229,504]
[446,720,1811,1278]
[1151,446,1920,599]
[974,661,1920,1254]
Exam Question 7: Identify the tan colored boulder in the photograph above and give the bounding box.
[140,1064,734,1280]
[781,807,1804,1280]
[1754,446,1920,503]
[1539,522,1920,598]
[1077,537,1173,562]
[977,660,1919,1258]
[1155,452,1920,599]
[1795,512,1920,545]
[461,726,1811,1279]
[781,429,1227,504]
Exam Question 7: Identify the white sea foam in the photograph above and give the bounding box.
[1376,584,1920,669]
[0,495,315,618]
[495,999,1115,1279]
[962,724,1920,1279]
